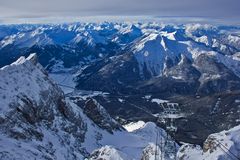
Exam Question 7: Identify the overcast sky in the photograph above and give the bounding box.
[0,0,239,24]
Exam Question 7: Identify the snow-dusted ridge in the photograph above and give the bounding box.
[0,53,55,115]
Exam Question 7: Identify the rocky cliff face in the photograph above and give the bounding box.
[82,98,123,133]
[0,53,87,159]
[141,143,162,160]
[177,124,240,160]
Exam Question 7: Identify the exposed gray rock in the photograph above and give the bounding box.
[0,54,87,159]
[83,98,123,133]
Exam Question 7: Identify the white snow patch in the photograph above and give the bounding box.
[118,98,124,103]
[123,121,146,132]
[144,95,152,100]
[235,99,240,103]
[151,98,169,104]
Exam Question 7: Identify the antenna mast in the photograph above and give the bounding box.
[156,102,185,160]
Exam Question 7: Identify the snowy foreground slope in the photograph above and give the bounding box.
[0,54,179,159]
[178,125,240,160]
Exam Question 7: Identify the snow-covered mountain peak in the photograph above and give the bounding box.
[10,53,37,66]
[120,24,141,35]
[89,145,130,160]
[134,33,163,52]
[160,31,177,41]
[0,53,60,115]
[133,33,167,77]
[132,32,189,77]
